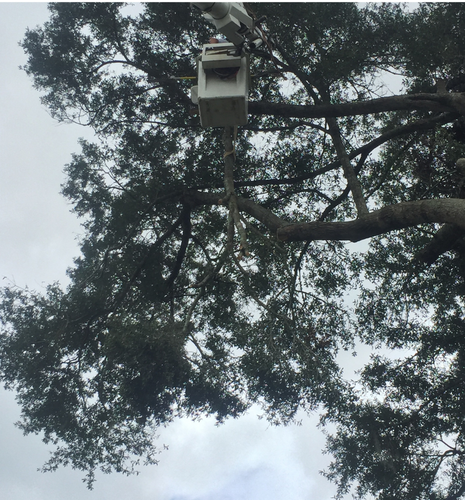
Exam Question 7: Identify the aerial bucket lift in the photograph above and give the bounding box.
[192,42,249,127]
[190,2,264,128]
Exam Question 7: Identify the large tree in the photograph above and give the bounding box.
[2,2,465,497]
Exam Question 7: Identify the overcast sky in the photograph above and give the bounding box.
[0,3,346,499]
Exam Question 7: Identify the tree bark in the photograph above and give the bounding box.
[277,199,465,242]
[415,159,465,263]
[184,191,465,244]
[248,93,465,120]
[416,224,465,264]
[184,189,288,232]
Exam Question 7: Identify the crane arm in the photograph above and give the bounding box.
[191,2,263,50]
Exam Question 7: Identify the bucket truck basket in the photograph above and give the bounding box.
[192,43,249,128]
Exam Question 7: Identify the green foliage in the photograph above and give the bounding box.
[2,2,465,496]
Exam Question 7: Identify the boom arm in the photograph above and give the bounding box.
[191,2,263,50]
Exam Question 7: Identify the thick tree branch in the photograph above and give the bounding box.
[444,481,465,500]
[277,199,465,242]
[184,189,288,233]
[235,196,288,232]
[357,113,458,156]
[248,93,465,120]
[416,225,465,264]
[416,159,465,263]
[184,190,465,247]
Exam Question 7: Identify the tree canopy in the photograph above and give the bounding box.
[2,2,465,497]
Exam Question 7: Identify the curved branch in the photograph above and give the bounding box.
[93,59,146,73]
[244,119,329,134]
[187,113,457,197]
[356,113,458,157]
[184,191,465,247]
[277,199,465,242]
[445,481,465,500]
[249,93,465,120]
[183,189,288,233]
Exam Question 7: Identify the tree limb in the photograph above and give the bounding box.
[444,481,465,500]
[326,116,368,216]
[189,114,457,197]
[416,159,465,264]
[249,93,465,120]
[356,113,459,157]
[277,199,465,242]
[416,224,465,264]
[184,190,465,247]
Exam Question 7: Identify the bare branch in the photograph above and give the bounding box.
[416,158,465,264]
[327,116,369,217]
[249,93,465,120]
[416,225,465,264]
[277,199,465,242]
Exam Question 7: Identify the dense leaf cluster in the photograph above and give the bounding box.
[2,2,465,496]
